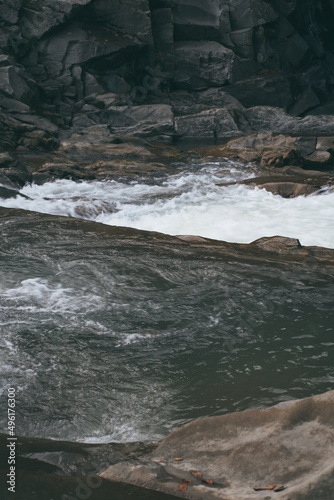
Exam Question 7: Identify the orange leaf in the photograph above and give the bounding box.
[254,485,276,491]
[174,457,183,461]
[181,478,192,483]
[191,471,202,478]
[202,479,214,485]
[274,485,286,492]
[178,483,188,491]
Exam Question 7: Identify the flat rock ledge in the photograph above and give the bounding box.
[99,391,334,500]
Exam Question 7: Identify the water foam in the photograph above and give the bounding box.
[0,277,104,313]
[0,164,333,248]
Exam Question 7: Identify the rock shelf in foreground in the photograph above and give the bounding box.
[99,391,334,499]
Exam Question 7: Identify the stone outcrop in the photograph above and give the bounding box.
[226,174,334,198]
[99,390,334,499]
[1,1,334,152]
[200,133,334,168]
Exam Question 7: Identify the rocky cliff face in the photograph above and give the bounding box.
[1,0,334,150]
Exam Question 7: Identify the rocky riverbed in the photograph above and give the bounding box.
[1,2,334,500]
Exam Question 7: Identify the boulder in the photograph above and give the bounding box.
[175,108,242,139]
[59,125,158,160]
[92,0,153,44]
[207,133,308,163]
[224,75,293,109]
[169,88,243,115]
[100,390,334,500]
[255,182,321,197]
[0,186,30,199]
[218,171,334,198]
[172,41,239,89]
[101,104,175,139]
[303,150,333,169]
[0,151,31,187]
[228,0,278,31]
[20,0,92,40]
[242,106,334,135]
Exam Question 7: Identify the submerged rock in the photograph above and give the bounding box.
[196,133,334,170]
[218,172,334,198]
[100,390,334,499]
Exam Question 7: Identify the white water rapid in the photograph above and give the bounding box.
[1,162,334,248]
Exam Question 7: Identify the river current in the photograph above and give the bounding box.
[0,159,333,498]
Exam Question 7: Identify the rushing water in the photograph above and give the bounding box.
[0,159,334,498]
[1,161,334,248]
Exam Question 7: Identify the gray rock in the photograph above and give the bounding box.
[242,106,334,135]
[0,186,30,199]
[0,151,31,187]
[270,0,297,17]
[100,390,334,500]
[92,0,152,44]
[225,75,293,109]
[289,86,320,116]
[303,150,333,169]
[0,66,33,102]
[316,136,334,152]
[213,133,315,164]
[170,87,243,115]
[175,108,241,139]
[102,104,175,138]
[228,0,278,30]
[83,72,105,98]
[0,1,20,25]
[173,41,237,89]
[20,0,92,40]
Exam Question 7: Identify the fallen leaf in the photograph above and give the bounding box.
[191,471,202,478]
[178,483,188,491]
[274,485,286,492]
[174,457,183,461]
[181,478,192,483]
[254,485,276,491]
[202,479,214,485]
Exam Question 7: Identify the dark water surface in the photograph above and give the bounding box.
[0,207,333,499]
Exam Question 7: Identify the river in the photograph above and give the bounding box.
[0,159,333,499]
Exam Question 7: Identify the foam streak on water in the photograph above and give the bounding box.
[1,163,333,248]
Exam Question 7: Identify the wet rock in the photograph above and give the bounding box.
[92,0,152,44]
[0,152,31,187]
[172,41,239,89]
[32,162,89,184]
[102,104,175,139]
[316,136,334,153]
[170,88,243,116]
[79,159,171,181]
[253,182,321,198]
[224,75,293,109]
[288,86,320,116]
[242,106,334,135]
[210,133,305,163]
[59,124,168,161]
[218,171,334,198]
[19,0,92,40]
[99,390,334,500]
[303,150,333,169]
[204,133,333,169]
[0,186,30,199]
[175,108,242,139]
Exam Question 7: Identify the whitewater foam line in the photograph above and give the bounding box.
[0,170,333,248]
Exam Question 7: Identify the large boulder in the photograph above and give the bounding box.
[172,41,239,89]
[175,108,242,139]
[100,390,334,500]
[19,0,92,40]
[92,0,152,44]
[241,106,334,135]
